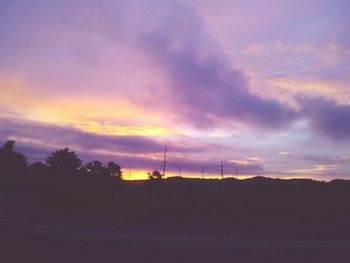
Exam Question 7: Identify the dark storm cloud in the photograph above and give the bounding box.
[297,95,350,141]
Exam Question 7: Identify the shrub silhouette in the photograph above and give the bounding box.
[46,148,82,176]
[148,169,163,180]
[0,140,27,178]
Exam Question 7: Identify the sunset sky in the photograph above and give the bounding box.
[1,0,350,180]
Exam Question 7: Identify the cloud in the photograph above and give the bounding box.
[136,3,298,129]
[278,151,294,156]
[0,117,261,174]
[288,164,342,177]
[0,118,206,156]
[78,150,262,175]
[6,0,348,137]
[297,95,350,140]
[303,154,350,165]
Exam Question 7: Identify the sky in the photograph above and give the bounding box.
[1,0,350,180]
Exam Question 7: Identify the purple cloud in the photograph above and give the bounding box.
[1,0,350,180]
[79,151,262,176]
[0,118,261,174]
[139,6,298,129]
[303,154,350,165]
[297,95,350,140]
[0,118,207,155]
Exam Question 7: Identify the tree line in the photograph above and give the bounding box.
[0,140,164,181]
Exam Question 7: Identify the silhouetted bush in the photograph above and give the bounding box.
[148,169,163,180]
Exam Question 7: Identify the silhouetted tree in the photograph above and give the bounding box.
[46,148,81,176]
[107,161,122,179]
[78,165,89,176]
[28,162,50,177]
[0,140,27,178]
[148,169,163,180]
[82,161,123,178]
[84,161,107,176]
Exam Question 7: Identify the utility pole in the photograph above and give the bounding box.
[162,145,167,178]
[201,167,204,179]
[220,161,224,179]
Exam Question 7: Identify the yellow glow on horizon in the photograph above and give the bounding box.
[124,170,333,182]
[123,169,259,181]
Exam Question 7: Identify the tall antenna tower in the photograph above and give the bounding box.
[201,167,204,179]
[162,145,167,177]
[220,161,224,179]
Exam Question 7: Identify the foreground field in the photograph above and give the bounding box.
[1,214,350,263]
[1,177,350,262]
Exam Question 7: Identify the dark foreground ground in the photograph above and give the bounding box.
[1,177,350,262]
[1,215,350,263]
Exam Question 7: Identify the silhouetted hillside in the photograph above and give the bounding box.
[1,140,350,239]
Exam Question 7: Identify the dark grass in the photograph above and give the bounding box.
[1,175,350,262]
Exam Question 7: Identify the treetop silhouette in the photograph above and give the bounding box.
[82,160,123,179]
[46,148,82,176]
[0,140,27,177]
